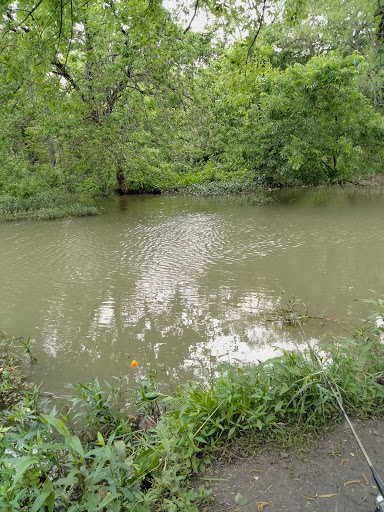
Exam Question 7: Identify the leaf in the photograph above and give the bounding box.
[8,456,39,490]
[235,492,247,506]
[257,502,270,511]
[66,435,85,458]
[227,426,236,439]
[31,481,55,512]
[130,448,160,482]
[114,440,126,461]
[274,400,284,412]
[96,492,120,510]
[144,391,160,400]
[157,423,171,454]
[41,414,70,437]
[43,479,55,512]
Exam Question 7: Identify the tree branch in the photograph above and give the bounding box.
[58,0,63,41]
[14,0,44,30]
[184,0,199,34]
[51,60,85,102]
[245,0,267,77]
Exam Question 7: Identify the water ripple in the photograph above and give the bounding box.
[1,190,384,392]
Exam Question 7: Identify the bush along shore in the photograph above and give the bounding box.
[0,192,99,222]
[1,176,383,223]
[1,301,384,511]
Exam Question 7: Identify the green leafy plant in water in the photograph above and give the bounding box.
[278,296,309,325]
[17,336,37,363]
[137,370,163,421]
[0,336,33,408]
[66,377,123,437]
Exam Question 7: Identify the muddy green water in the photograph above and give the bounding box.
[1,187,383,393]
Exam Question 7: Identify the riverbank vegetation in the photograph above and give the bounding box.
[1,0,384,219]
[0,192,98,222]
[1,300,384,511]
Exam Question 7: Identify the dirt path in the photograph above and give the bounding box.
[202,419,384,512]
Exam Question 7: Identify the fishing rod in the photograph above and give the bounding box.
[281,291,384,511]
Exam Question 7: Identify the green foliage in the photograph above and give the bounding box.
[1,0,384,209]
[0,191,98,221]
[0,336,33,409]
[67,378,123,437]
[0,0,221,201]
[0,383,150,511]
[2,303,384,510]
[242,53,384,185]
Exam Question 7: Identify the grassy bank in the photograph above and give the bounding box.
[1,173,384,222]
[0,192,99,222]
[1,302,384,511]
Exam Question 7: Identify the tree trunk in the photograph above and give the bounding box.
[116,164,130,194]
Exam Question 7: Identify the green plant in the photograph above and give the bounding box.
[0,337,32,409]
[2,300,384,511]
[66,378,124,437]
[278,296,309,325]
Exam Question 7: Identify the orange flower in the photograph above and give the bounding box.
[131,360,138,367]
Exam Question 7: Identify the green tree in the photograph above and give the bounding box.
[244,53,384,184]
[0,0,217,195]
[1,0,384,204]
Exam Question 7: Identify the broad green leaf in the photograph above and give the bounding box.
[31,481,54,512]
[8,456,39,490]
[227,426,236,439]
[41,414,70,437]
[66,435,85,458]
[96,493,120,510]
[97,432,105,446]
[114,440,126,461]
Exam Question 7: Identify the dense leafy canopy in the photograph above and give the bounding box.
[1,0,384,201]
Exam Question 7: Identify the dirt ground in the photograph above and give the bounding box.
[201,419,384,512]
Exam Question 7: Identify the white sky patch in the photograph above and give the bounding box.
[163,0,211,33]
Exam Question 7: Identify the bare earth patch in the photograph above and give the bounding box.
[201,419,384,512]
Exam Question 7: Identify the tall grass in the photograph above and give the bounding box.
[181,179,260,196]
[0,192,98,221]
[1,302,384,511]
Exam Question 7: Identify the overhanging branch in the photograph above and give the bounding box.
[184,0,199,34]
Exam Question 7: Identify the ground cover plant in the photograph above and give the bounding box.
[1,299,384,511]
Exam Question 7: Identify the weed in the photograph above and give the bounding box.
[0,337,33,409]
[17,337,37,363]
[277,296,309,325]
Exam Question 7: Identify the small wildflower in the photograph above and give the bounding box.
[131,360,138,367]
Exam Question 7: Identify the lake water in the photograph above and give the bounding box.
[1,187,383,394]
